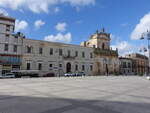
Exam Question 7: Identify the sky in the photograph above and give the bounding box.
[0,0,150,56]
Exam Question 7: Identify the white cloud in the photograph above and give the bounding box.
[111,41,136,56]
[15,19,28,32]
[0,8,8,16]
[110,34,120,42]
[55,22,67,32]
[0,0,95,13]
[44,32,72,43]
[34,20,45,29]
[131,12,150,40]
[62,0,95,6]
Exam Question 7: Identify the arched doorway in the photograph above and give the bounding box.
[66,62,71,73]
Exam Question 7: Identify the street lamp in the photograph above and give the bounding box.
[140,30,150,76]
[139,47,148,76]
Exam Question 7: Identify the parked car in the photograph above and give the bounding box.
[0,73,15,79]
[11,70,40,78]
[75,72,86,76]
[0,74,3,78]
[64,73,76,77]
[64,73,71,77]
[43,73,55,77]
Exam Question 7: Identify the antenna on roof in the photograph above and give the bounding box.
[100,27,105,33]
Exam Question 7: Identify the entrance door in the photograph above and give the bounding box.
[66,63,71,73]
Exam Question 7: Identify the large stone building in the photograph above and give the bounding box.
[0,15,120,76]
[22,39,95,76]
[119,57,133,75]
[0,15,24,74]
[126,53,149,75]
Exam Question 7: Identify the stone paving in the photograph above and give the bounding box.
[0,76,150,113]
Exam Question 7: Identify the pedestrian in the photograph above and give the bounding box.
[106,65,109,76]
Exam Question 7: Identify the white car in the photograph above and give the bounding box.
[64,73,76,77]
[146,76,150,80]
[0,73,15,78]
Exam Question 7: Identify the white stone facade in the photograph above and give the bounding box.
[0,15,120,76]
[21,39,95,76]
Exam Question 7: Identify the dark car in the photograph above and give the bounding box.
[75,72,86,76]
[43,73,55,77]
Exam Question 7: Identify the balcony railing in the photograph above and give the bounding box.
[63,55,76,60]
[94,48,118,57]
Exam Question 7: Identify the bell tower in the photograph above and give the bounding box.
[81,28,111,50]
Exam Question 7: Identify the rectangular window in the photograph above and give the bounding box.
[59,49,63,56]
[39,47,43,54]
[82,52,85,58]
[128,63,131,68]
[90,53,93,58]
[27,46,32,53]
[27,63,31,70]
[123,62,127,68]
[90,65,93,71]
[82,65,85,71]
[6,25,10,32]
[6,34,9,37]
[38,63,42,70]
[68,50,71,57]
[50,48,53,55]
[13,45,17,52]
[59,64,62,68]
[75,51,78,57]
[4,44,8,51]
[49,64,53,68]
[75,65,78,71]
[6,29,10,32]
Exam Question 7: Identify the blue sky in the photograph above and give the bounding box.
[0,0,150,56]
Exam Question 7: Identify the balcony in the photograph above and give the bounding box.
[63,55,76,60]
[94,48,118,57]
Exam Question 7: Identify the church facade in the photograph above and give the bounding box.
[80,29,119,75]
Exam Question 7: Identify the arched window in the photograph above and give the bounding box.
[102,43,105,50]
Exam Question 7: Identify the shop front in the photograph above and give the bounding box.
[0,54,21,74]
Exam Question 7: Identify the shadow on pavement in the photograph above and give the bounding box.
[0,95,150,113]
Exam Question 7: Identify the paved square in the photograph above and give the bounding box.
[0,76,150,113]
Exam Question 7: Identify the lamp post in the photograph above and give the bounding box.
[140,30,150,76]
[139,47,148,76]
